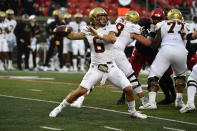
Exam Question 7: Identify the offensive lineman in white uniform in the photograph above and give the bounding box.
[131,9,189,109]
[69,13,87,72]
[0,11,9,71]
[49,8,147,119]
[71,11,148,108]
[5,9,17,70]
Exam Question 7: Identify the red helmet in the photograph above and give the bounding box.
[151,8,165,19]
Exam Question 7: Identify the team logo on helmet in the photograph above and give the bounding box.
[167,9,182,21]
[125,10,140,24]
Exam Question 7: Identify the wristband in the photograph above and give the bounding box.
[97,32,104,39]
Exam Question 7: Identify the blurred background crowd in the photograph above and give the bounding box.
[0,0,196,18]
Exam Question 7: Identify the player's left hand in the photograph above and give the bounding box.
[86,26,98,36]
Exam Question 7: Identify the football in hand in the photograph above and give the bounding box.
[54,25,72,36]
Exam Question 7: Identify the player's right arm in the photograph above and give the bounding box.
[67,32,86,40]
[183,31,197,40]
[130,33,151,46]
[130,28,162,49]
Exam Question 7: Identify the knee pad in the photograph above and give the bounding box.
[187,80,197,88]
[127,73,141,90]
[174,76,186,88]
[148,76,159,91]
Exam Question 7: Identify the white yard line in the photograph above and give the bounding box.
[0,94,197,127]
[104,126,122,131]
[111,90,122,93]
[30,89,42,92]
[0,76,55,80]
[163,126,185,131]
[40,126,62,131]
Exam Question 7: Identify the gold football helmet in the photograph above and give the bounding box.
[6,9,14,15]
[0,11,6,17]
[64,13,72,19]
[89,7,107,25]
[74,13,83,18]
[125,11,140,24]
[52,10,59,16]
[167,9,182,21]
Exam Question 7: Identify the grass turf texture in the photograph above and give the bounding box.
[0,72,196,131]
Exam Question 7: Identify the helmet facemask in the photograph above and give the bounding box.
[96,13,108,27]
[89,8,108,28]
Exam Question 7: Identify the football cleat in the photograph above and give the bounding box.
[49,106,62,117]
[73,67,78,72]
[70,96,84,108]
[58,66,68,72]
[175,99,185,108]
[180,104,196,113]
[8,66,15,71]
[0,66,5,71]
[142,97,149,106]
[129,110,148,119]
[80,66,86,72]
[139,102,157,110]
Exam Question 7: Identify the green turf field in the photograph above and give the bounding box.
[0,72,196,131]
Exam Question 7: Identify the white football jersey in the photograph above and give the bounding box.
[156,20,189,48]
[70,21,87,33]
[0,21,9,39]
[113,17,141,51]
[5,18,16,34]
[81,24,116,64]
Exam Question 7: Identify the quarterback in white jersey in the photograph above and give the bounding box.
[5,9,17,70]
[71,11,148,108]
[49,8,147,119]
[131,9,189,110]
[69,13,87,72]
[0,11,9,71]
